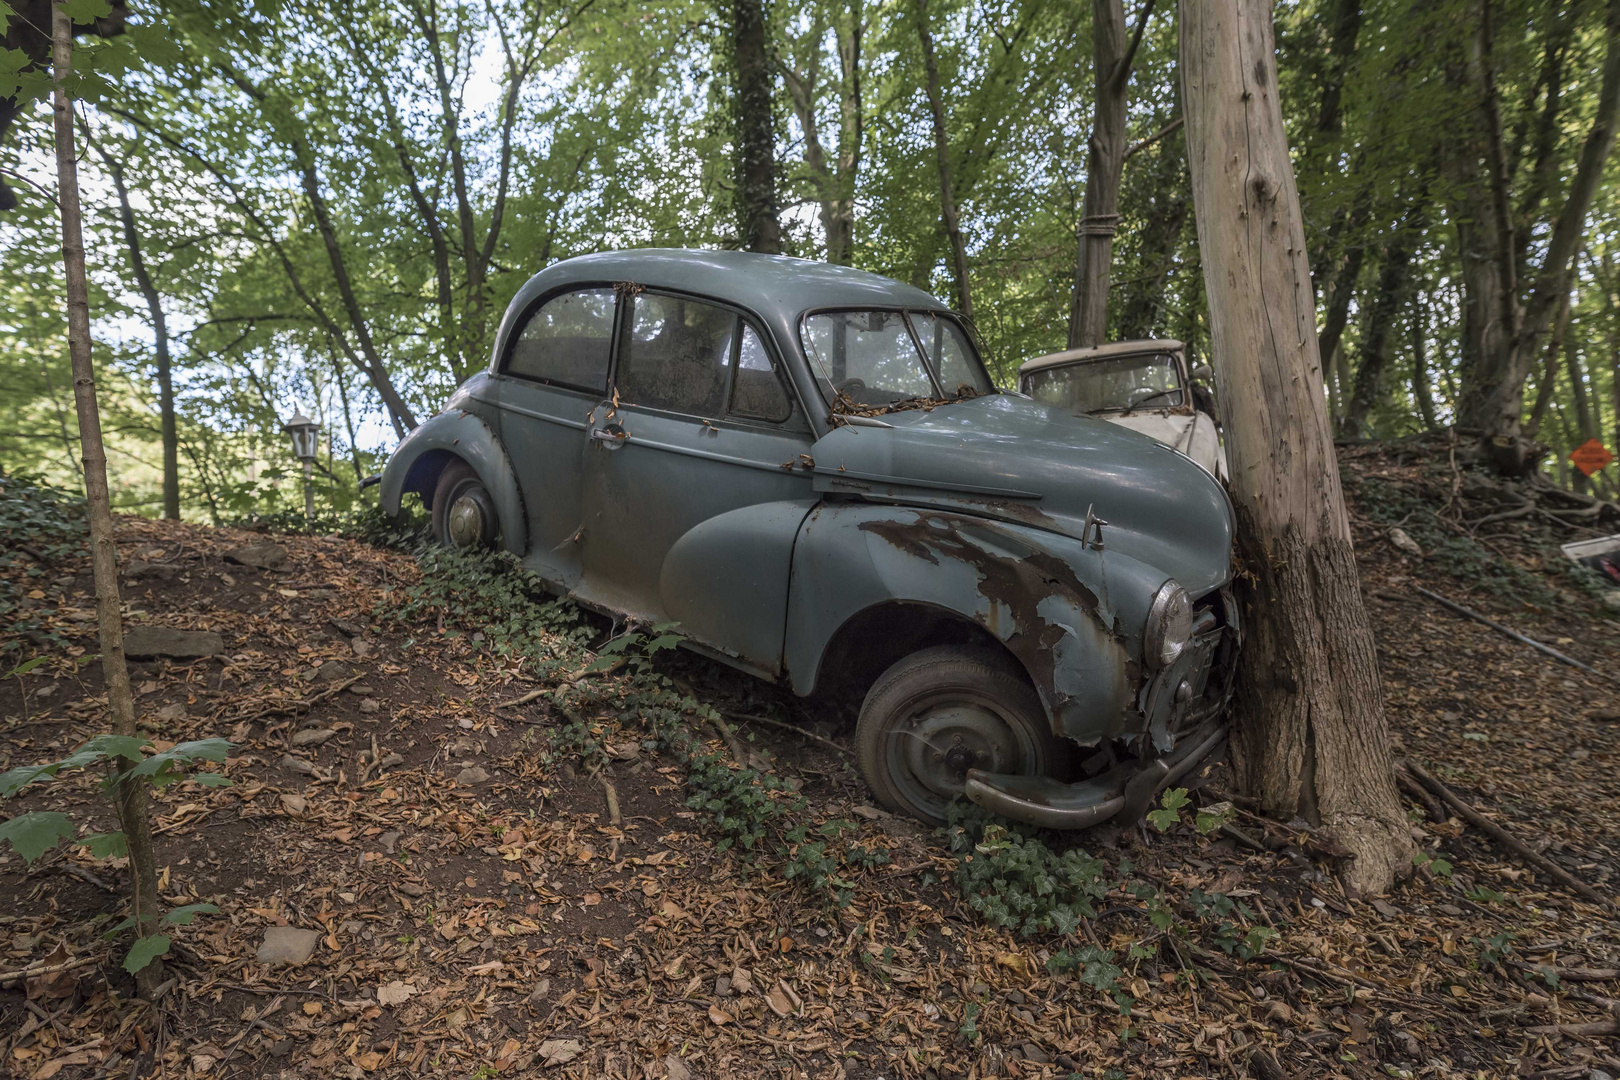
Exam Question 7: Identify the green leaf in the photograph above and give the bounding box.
[123,933,171,974]
[190,772,233,787]
[0,812,76,862]
[81,733,149,763]
[160,902,219,927]
[76,831,128,859]
[61,0,114,20]
[3,655,46,680]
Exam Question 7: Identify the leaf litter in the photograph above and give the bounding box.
[0,446,1617,1078]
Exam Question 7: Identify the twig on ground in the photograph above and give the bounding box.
[1510,961,1620,982]
[233,675,364,725]
[57,862,118,894]
[1395,770,1448,823]
[1525,1020,1619,1036]
[601,774,622,826]
[0,954,102,988]
[1413,587,1609,681]
[1401,760,1615,910]
[722,711,852,758]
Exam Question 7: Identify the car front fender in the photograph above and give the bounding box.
[379,409,527,557]
[784,504,1168,745]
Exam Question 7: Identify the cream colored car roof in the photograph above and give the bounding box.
[1017,338,1185,377]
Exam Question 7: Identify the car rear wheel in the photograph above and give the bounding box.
[856,645,1064,826]
[431,461,498,550]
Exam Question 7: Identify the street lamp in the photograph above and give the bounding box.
[282,412,320,522]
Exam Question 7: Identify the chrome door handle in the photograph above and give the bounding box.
[590,423,627,448]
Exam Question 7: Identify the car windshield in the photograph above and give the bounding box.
[1023,353,1184,414]
[802,310,992,411]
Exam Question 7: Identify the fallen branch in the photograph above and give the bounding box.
[1511,961,1620,983]
[234,675,365,725]
[1395,770,1448,824]
[497,658,627,708]
[601,774,622,826]
[0,954,101,988]
[1525,1020,1619,1036]
[1401,760,1615,910]
[723,711,852,758]
[1413,587,1609,682]
[57,862,117,894]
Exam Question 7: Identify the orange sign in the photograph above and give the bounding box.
[1570,438,1614,477]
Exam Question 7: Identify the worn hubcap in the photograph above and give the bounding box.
[902,703,1027,801]
[447,494,487,548]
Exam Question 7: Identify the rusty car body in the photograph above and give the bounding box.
[380,249,1238,829]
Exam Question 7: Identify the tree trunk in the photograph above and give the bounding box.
[1345,196,1428,437]
[1179,0,1412,894]
[1455,0,1620,470]
[1565,315,1596,493]
[100,144,179,519]
[1066,0,1141,348]
[781,3,863,266]
[915,0,972,318]
[1410,292,1439,431]
[733,0,782,254]
[51,0,162,994]
[1524,287,1570,439]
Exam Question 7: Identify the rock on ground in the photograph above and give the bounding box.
[224,543,288,569]
[255,927,321,966]
[124,626,225,660]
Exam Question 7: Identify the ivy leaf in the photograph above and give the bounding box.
[160,902,219,927]
[0,812,76,863]
[123,933,171,974]
[76,831,128,858]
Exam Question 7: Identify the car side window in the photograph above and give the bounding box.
[506,289,615,392]
[616,293,735,416]
[729,324,795,424]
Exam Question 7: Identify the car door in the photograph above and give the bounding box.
[491,287,618,590]
[576,290,817,676]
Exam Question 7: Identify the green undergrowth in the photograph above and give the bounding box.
[1349,471,1596,607]
[0,472,89,661]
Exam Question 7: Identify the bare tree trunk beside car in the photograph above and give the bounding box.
[733,0,783,255]
[1179,0,1413,893]
[51,0,163,993]
[914,0,972,318]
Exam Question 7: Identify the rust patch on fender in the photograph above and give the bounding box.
[857,514,1118,719]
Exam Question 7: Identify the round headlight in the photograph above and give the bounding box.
[1145,581,1193,669]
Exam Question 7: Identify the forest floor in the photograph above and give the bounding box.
[2,439,1620,1080]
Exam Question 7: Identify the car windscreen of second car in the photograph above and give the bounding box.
[1025,353,1184,414]
[803,310,990,409]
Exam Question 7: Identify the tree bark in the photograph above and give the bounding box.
[733,0,782,254]
[1455,0,1620,469]
[51,0,162,994]
[1067,0,1151,348]
[1345,194,1429,437]
[98,142,179,519]
[915,0,971,317]
[1179,0,1412,894]
[1410,291,1439,431]
[781,3,863,265]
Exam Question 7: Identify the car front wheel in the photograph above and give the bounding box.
[856,645,1064,826]
[431,461,498,550]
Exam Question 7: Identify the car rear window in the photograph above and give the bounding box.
[506,289,616,392]
[616,294,736,416]
[729,324,794,423]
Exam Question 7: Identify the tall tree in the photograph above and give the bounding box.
[50,0,162,992]
[780,2,864,264]
[95,137,179,519]
[1067,0,1157,347]
[1452,0,1620,473]
[914,0,972,316]
[733,0,782,254]
[1180,0,1412,893]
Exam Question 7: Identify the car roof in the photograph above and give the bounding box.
[1018,338,1185,376]
[521,248,949,318]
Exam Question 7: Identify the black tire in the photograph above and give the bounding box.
[855,645,1066,826]
[431,461,498,550]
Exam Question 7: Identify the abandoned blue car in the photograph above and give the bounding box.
[381,248,1238,829]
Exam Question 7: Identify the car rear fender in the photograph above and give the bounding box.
[379,410,527,557]
[784,504,1164,745]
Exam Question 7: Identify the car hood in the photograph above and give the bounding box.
[809,394,1234,595]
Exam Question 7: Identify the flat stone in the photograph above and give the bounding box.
[125,560,182,581]
[155,703,187,723]
[379,753,404,768]
[279,754,317,776]
[358,698,380,714]
[224,543,288,570]
[456,766,490,785]
[351,639,373,658]
[291,728,337,747]
[256,926,321,966]
[279,793,307,815]
[329,617,365,638]
[316,660,349,681]
[124,626,225,660]
[1602,591,1620,610]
